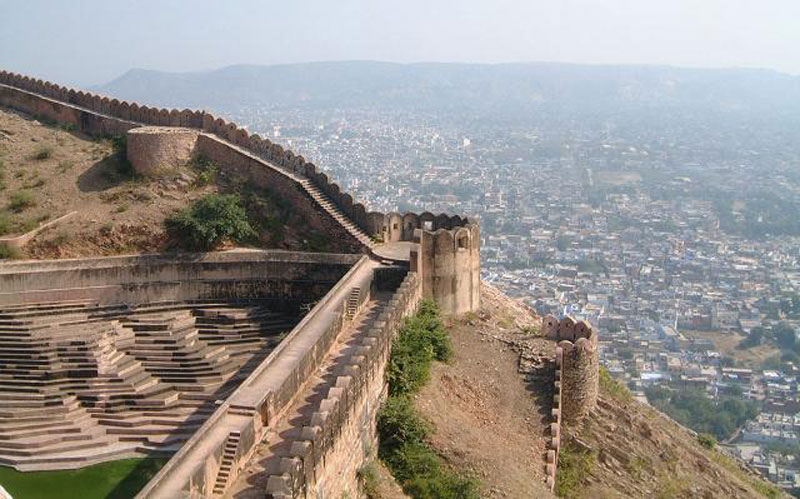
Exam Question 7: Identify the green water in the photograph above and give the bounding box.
[0,458,168,499]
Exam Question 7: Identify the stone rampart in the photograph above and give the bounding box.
[0,69,476,247]
[0,70,374,236]
[134,257,410,498]
[126,126,200,176]
[409,223,480,315]
[265,272,421,498]
[541,315,600,491]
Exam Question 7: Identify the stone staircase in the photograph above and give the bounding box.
[212,430,241,496]
[345,287,361,320]
[0,299,298,470]
[208,134,375,252]
[296,178,375,250]
[229,292,391,498]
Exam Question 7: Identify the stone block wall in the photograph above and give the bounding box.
[265,272,421,498]
[0,69,482,257]
[0,250,359,307]
[0,70,374,235]
[542,315,600,491]
[410,224,481,316]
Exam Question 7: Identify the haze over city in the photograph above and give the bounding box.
[2,0,800,85]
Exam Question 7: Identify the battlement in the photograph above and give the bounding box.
[542,315,600,491]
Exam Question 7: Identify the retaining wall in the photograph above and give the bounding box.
[0,250,359,306]
[135,257,395,498]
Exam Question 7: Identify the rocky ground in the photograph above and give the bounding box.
[410,284,784,499]
[567,379,786,498]
[413,284,555,498]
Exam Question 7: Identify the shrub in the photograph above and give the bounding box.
[32,145,53,160]
[0,211,10,236]
[0,244,20,260]
[386,301,452,397]
[377,396,432,457]
[9,190,36,212]
[697,433,717,450]
[357,462,381,499]
[166,194,256,250]
[191,156,219,187]
[556,440,596,497]
[378,303,478,499]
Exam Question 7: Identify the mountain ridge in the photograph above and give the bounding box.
[96,61,800,117]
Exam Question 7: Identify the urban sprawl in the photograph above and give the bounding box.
[227,105,800,489]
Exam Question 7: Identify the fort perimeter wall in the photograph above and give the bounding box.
[542,315,600,492]
[0,70,482,264]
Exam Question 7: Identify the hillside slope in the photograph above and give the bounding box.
[417,284,784,499]
[0,106,351,258]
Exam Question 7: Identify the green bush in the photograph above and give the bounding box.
[556,440,596,497]
[378,303,478,499]
[9,190,36,212]
[0,211,11,236]
[191,156,219,187]
[697,433,717,450]
[377,396,432,457]
[32,145,53,160]
[386,300,452,397]
[0,244,20,260]
[165,194,256,250]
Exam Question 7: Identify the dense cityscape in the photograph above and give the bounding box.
[226,104,800,489]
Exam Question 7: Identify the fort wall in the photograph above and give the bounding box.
[0,70,480,257]
[542,315,600,491]
[0,70,376,238]
[265,271,421,498]
[0,69,477,496]
[410,224,480,315]
[126,126,199,176]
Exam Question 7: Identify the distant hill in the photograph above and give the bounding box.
[97,61,800,118]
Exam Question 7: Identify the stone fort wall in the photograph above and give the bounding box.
[542,315,600,491]
[0,70,482,261]
[0,70,385,239]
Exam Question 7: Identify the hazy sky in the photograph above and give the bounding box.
[1,0,799,86]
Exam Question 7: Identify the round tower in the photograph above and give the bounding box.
[545,316,599,423]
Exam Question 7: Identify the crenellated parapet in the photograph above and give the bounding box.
[542,315,599,491]
[545,315,598,423]
[408,221,480,316]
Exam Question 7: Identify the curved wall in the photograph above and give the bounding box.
[410,223,481,316]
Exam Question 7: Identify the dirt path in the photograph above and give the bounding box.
[413,285,554,499]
